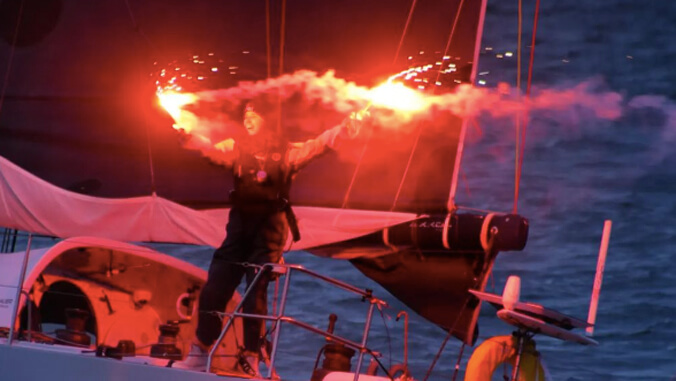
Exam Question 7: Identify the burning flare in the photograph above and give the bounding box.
[158,91,196,120]
[368,80,428,113]
[157,90,198,132]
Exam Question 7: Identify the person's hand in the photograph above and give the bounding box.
[343,109,370,138]
[176,127,214,150]
[175,127,191,145]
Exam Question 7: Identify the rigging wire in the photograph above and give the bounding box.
[525,0,541,97]
[0,0,25,119]
[514,0,541,214]
[278,0,287,77]
[516,0,523,91]
[423,233,499,381]
[339,0,420,210]
[276,0,287,133]
[122,0,159,195]
[144,97,158,195]
[266,0,272,79]
[122,0,155,50]
[389,0,466,213]
[392,0,419,66]
[446,115,469,212]
[454,117,481,205]
[389,127,422,211]
[513,0,524,214]
[377,304,394,370]
[339,0,467,213]
[445,0,487,213]
[340,131,373,209]
[434,0,467,85]
[421,295,472,381]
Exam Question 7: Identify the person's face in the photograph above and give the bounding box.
[243,111,265,136]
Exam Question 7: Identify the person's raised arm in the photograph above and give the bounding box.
[208,138,236,167]
[287,111,367,171]
[178,129,236,167]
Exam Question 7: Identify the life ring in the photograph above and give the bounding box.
[387,363,411,379]
[465,335,546,381]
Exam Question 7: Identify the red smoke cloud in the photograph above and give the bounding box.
[160,70,627,164]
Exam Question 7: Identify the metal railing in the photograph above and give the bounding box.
[6,233,33,345]
[207,262,388,381]
[1,228,19,253]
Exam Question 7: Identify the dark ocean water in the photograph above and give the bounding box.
[158,2,676,380]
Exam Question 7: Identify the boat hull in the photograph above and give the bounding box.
[0,339,243,381]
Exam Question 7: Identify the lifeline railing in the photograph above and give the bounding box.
[5,233,33,346]
[207,262,388,381]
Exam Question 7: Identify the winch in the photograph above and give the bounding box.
[311,314,356,381]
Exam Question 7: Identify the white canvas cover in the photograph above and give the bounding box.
[0,156,418,248]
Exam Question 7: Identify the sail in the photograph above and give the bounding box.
[0,1,524,345]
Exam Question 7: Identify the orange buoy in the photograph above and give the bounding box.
[465,335,546,381]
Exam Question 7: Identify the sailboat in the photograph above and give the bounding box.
[0,0,607,379]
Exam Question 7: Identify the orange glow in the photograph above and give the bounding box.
[157,90,197,130]
[368,80,427,113]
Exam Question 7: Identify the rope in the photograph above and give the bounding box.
[450,343,466,381]
[0,0,25,119]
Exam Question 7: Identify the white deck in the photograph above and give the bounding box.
[0,338,250,381]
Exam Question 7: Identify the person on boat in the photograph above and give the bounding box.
[175,101,367,375]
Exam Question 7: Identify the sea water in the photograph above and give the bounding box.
[163,2,676,380]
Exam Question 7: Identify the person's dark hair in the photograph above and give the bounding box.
[238,98,287,146]
[240,99,268,119]
[244,101,255,114]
